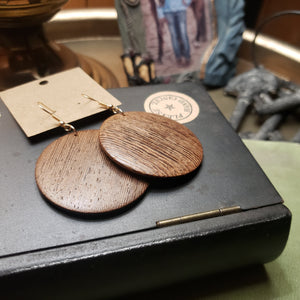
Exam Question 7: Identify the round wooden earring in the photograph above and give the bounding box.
[99,111,203,178]
[35,129,149,214]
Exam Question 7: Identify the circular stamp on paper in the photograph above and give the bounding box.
[144,91,200,124]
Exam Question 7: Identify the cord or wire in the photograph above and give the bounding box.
[252,10,300,68]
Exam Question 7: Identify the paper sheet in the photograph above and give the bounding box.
[0,68,121,137]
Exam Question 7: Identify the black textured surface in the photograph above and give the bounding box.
[0,83,291,297]
[0,204,291,299]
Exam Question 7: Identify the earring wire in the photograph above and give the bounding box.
[37,102,77,135]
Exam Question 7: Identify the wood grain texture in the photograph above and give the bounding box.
[35,130,148,214]
[99,112,203,178]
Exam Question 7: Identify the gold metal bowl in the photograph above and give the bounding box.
[0,0,68,28]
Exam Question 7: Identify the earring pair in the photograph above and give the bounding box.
[36,94,203,215]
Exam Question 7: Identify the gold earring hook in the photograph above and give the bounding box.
[81,93,123,114]
[37,102,78,136]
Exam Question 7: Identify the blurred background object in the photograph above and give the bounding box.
[226,3,300,142]
[0,0,299,141]
[0,0,119,91]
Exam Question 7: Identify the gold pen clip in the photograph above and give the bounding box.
[156,206,241,227]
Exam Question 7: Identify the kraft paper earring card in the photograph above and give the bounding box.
[0,67,121,137]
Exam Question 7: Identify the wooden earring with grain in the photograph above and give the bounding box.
[83,94,204,178]
[35,102,149,214]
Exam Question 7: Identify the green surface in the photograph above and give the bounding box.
[240,140,300,300]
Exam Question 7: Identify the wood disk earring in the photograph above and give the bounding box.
[99,111,203,178]
[35,129,149,214]
[35,102,148,214]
